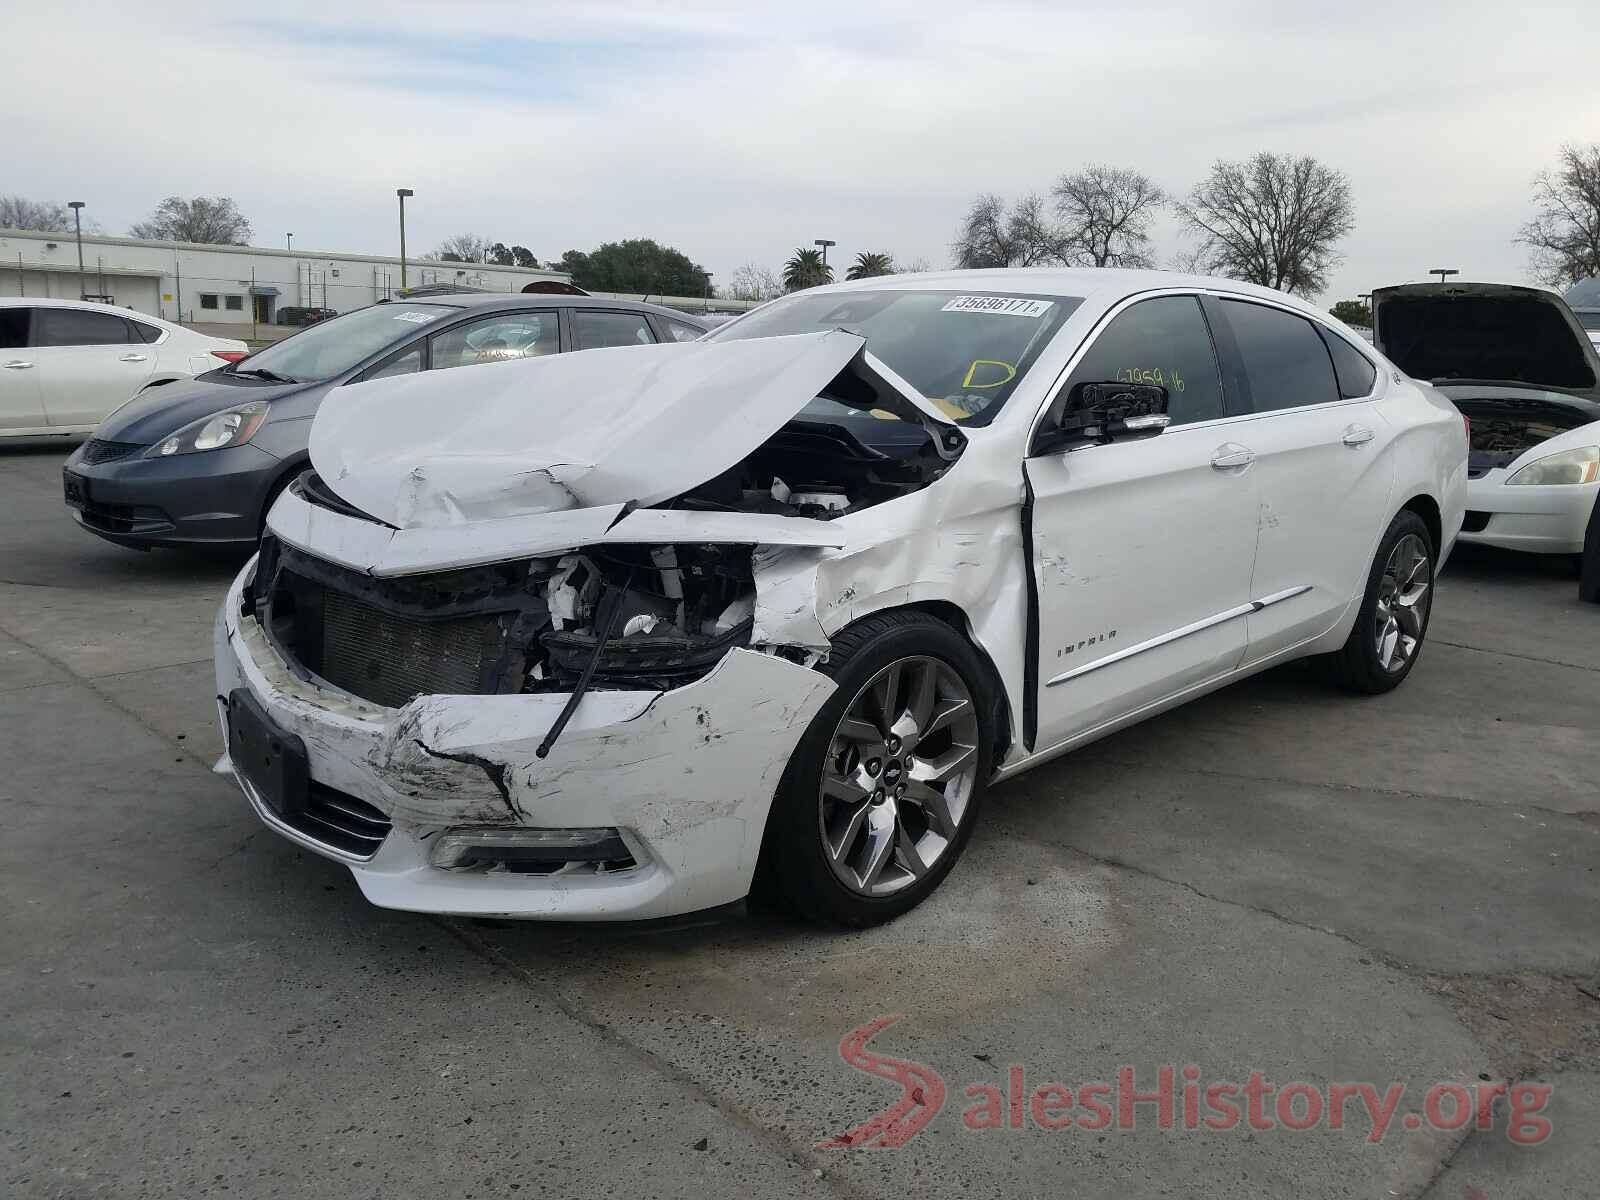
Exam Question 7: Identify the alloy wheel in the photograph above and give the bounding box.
[817,655,981,897]
[1374,532,1431,673]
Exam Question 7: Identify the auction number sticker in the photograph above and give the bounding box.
[392,310,439,324]
[941,295,1052,318]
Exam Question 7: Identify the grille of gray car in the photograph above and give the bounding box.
[317,586,510,709]
[80,438,144,465]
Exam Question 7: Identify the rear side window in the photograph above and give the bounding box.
[1061,295,1224,426]
[1219,300,1339,413]
[1316,325,1377,398]
[130,320,163,344]
[573,310,655,350]
[662,318,705,343]
[36,308,136,347]
[0,308,30,349]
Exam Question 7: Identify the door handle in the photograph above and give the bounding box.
[1342,424,1375,447]
[1211,443,1254,470]
[3,360,34,370]
[118,353,148,363]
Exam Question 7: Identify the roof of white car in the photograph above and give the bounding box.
[816,267,1327,315]
[0,294,179,322]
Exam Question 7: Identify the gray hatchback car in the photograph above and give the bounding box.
[62,294,708,550]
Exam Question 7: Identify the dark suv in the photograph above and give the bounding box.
[62,295,709,550]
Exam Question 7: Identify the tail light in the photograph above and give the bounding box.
[1462,412,1470,442]
[210,349,249,364]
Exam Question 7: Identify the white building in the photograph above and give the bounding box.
[0,227,575,326]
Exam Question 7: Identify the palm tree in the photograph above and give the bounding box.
[846,251,895,280]
[783,248,833,291]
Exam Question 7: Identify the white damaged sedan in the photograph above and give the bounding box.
[214,270,1466,926]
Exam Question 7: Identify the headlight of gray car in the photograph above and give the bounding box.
[1506,445,1599,486]
[147,401,270,457]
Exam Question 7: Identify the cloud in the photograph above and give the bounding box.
[4,0,1596,299]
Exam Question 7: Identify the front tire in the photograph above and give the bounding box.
[754,611,996,927]
[1325,510,1434,694]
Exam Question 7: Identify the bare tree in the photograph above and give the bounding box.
[1174,153,1354,295]
[0,195,80,233]
[1052,165,1165,268]
[430,233,493,263]
[950,193,1064,268]
[130,196,252,244]
[723,263,783,301]
[1517,143,1600,287]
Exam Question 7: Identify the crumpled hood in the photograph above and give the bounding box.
[1373,282,1600,400]
[309,329,961,529]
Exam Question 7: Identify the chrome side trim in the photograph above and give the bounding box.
[1043,584,1313,688]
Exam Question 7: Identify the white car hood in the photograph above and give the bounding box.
[309,329,959,530]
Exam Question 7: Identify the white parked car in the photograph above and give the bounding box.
[214,270,1466,926]
[1373,282,1600,557]
[0,297,247,438]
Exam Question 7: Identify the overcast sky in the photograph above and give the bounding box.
[7,0,1597,302]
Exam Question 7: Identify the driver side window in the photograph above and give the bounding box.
[429,311,559,372]
[1063,296,1225,427]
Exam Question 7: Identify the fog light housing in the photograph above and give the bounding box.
[429,826,639,874]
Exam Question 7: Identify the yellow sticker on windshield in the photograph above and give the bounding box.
[962,359,1016,389]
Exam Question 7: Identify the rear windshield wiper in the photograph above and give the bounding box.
[229,367,297,383]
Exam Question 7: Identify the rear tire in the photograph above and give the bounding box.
[1325,510,1434,694]
[753,611,996,927]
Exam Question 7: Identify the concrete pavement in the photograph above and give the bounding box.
[3,441,1596,1198]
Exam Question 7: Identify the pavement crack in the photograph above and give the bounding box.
[1432,637,1593,672]
[437,917,871,1200]
[1071,757,1600,826]
[1035,835,1415,971]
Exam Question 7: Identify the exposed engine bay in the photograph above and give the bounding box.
[249,533,774,708]
[1456,398,1598,474]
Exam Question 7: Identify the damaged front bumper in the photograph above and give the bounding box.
[213,559,836,919]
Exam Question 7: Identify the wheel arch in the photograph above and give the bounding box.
[834,598,1015,767]
[1397,491,1442,556]
[258,455,309,533]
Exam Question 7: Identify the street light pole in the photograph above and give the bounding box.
[286,233,293,252]
[1429,268,1459,284]
[68,201,86,300]
[396,189,414,293]
[702,270,712,312]
[813,238,836,270]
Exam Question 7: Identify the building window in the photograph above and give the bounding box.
[200,294,219,310]
[225,295,244,311]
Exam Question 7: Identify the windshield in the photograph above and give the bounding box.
[709,289,1081,424]
[236,303,453,381]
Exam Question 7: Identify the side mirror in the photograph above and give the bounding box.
[1051,381,1170,448]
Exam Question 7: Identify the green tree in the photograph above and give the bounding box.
[1328,299,1371,327]
[783,247,833,291]
[845,251,895,280]
[554,239,706,294]
[130,196,252,245]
